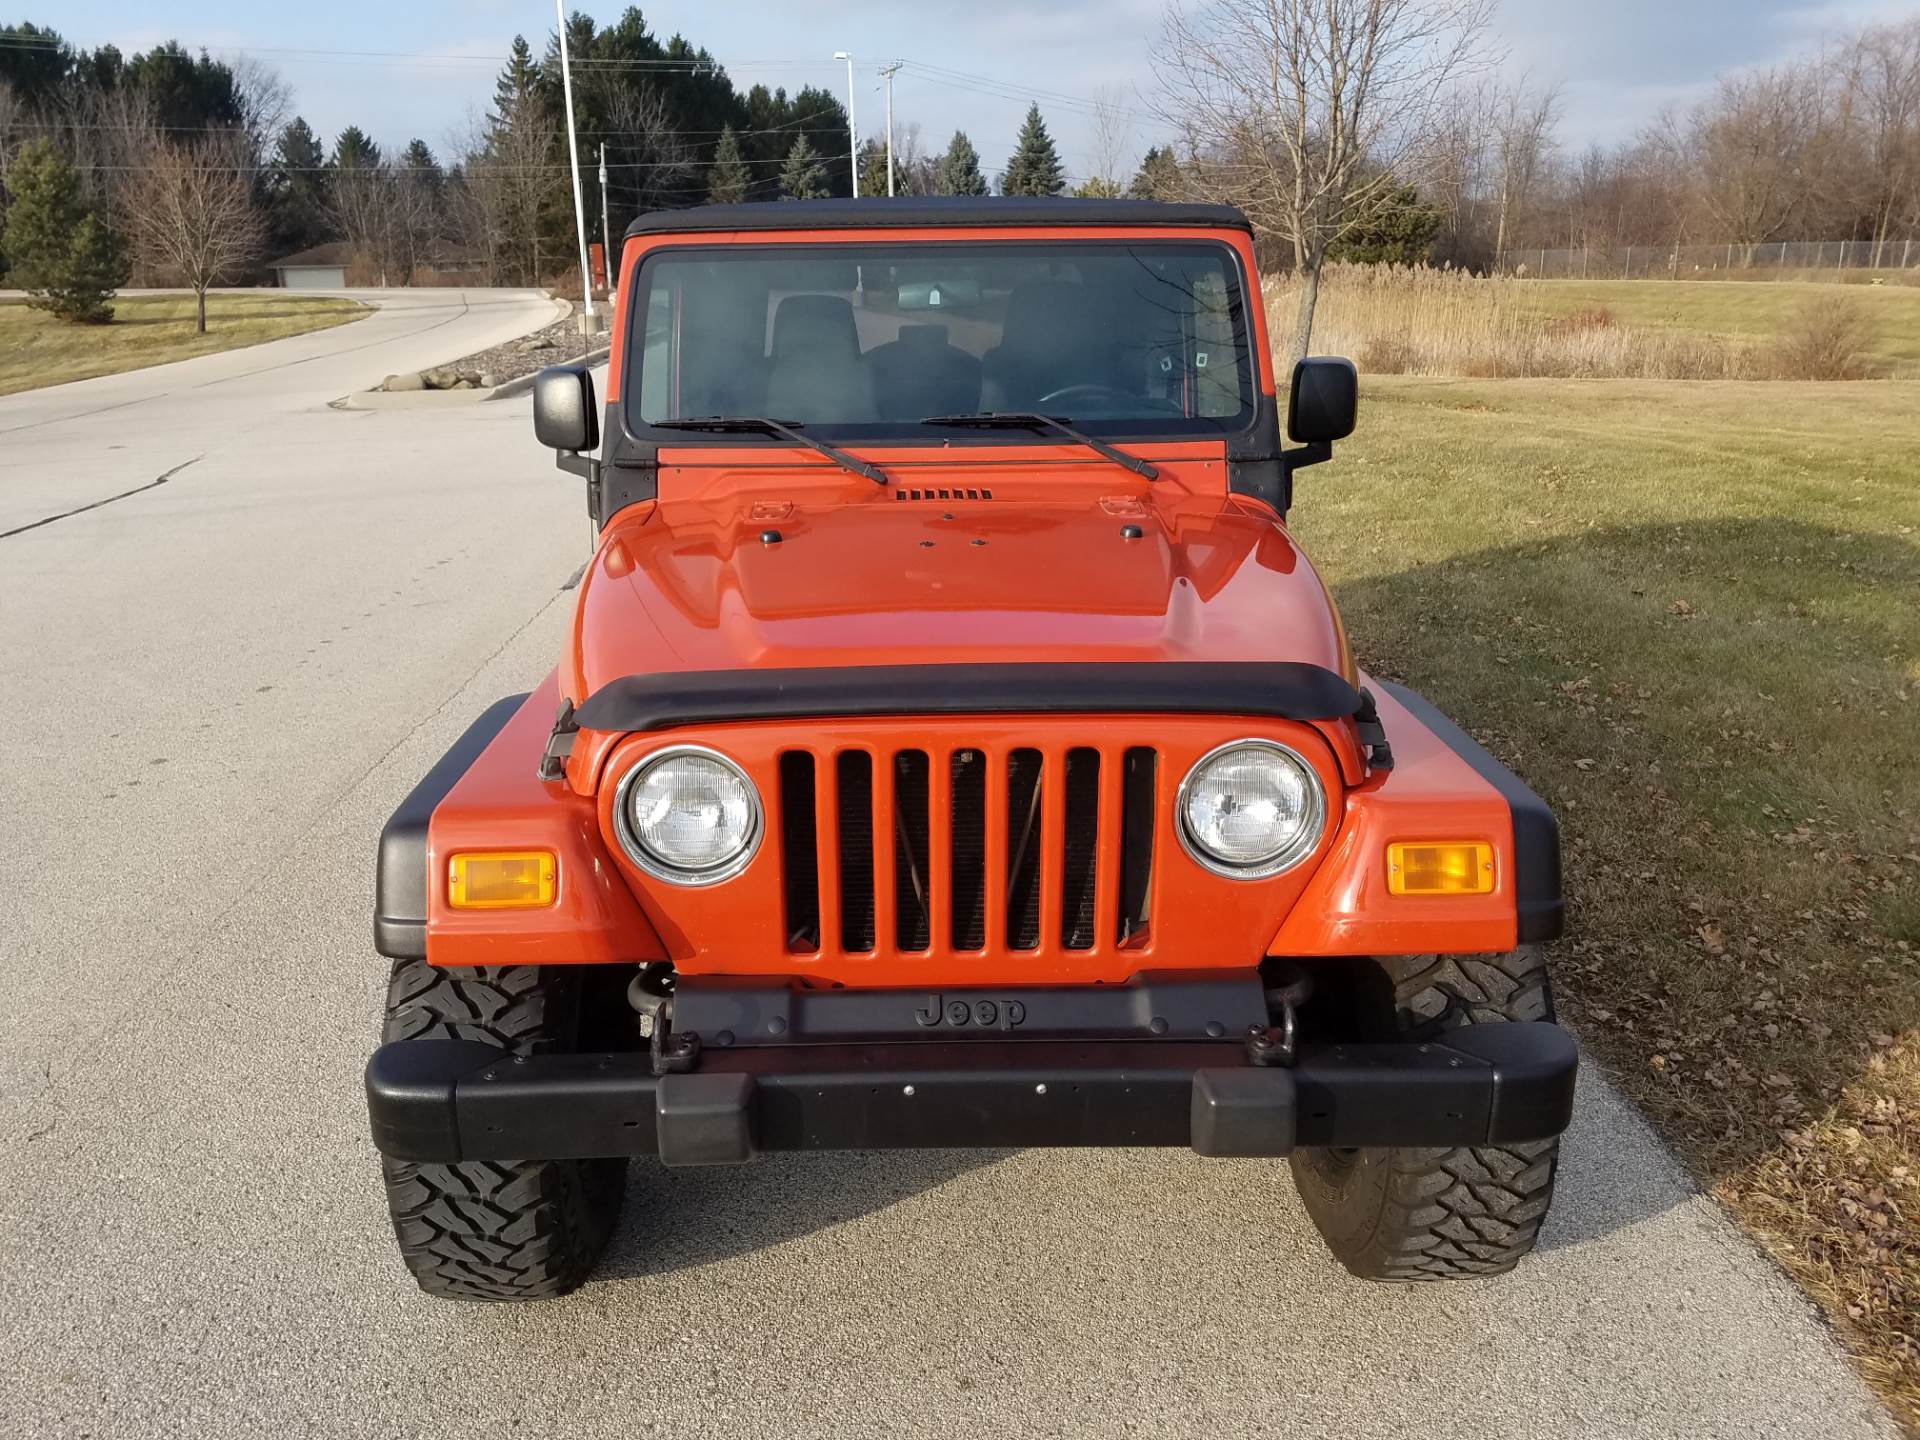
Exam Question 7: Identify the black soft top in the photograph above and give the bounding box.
[624,196,1252,238]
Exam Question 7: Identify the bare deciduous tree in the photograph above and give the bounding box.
[1156,0,1496,367]
[1489,77,1561,266]
[127,133,267,333]
[1686,66,1816,263]
[1089,85,1135,195]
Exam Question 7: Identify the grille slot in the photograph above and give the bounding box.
[1005,749,1044,951]
[894,487,994,501]
[1118,747,1157,944]
[949,749,987,950]
[892,750,931,951]
[836,751,875,952]
[1061,749,1100,950]
[775,741,1158,961]
[778,752,820,951]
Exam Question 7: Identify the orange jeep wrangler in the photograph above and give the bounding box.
[367,198,1574,1301]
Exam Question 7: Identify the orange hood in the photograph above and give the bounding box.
[565,466,1352,696]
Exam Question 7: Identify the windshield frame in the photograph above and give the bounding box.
[615,236,1263,450]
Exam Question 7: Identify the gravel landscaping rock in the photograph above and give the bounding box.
[442,316,601,388]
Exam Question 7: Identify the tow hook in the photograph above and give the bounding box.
[1246,995,1298,1067]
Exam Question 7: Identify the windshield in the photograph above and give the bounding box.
[626,241,1255,439]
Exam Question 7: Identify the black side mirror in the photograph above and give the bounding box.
[532,364,599,453]
[1286,356,1357,444]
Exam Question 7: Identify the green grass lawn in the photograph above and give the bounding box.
[0,292,366,397]
[1521,278,1920,371]
[1296,374,1919,1423]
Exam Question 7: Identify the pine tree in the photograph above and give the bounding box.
[708,125,749,204]
[1,140,125,323]
[1128,146,1183,201]
[59,215,128,324]
[935,130,988,197]
[268,117,331,253]
[857,137,890,198]
[1001,105,1064,197]
[778,135,828,201]
[491,35,539,141]
[401,139,444,197]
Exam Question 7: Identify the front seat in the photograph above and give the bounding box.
[869,324,983,419]
[980,281,1119,411]
[765,294,877,423]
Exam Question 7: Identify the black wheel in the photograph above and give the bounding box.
[1290,946,1561,1280]
[377,960,627,1301]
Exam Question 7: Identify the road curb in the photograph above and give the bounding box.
[484,345,611,401]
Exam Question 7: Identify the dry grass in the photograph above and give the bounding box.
[1272,265,1920,381]
[1300,376,1920,1429]
[0,292,365,396]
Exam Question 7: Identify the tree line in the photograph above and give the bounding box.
[1147,3,1920,278]
[0,11,1117,326]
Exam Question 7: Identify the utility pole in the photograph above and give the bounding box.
[834,51,858,197]
[555,0,593,324]
[598,143,612,296]
[878,61,902,197]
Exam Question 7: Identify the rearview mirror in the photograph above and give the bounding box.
[1286,357,1357,445]
[532,364,599,453]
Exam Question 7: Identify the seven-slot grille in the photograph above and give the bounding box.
[778,743,1158,959]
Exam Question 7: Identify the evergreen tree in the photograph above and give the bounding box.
[0,142,125,323]
[779,135,828,201]
[331,126,382,172]
[491,35,540,141]
[708,125,750,204]
[935,130,988,197]
[1001,105,1065,197]
[267,117,332,254]
[1327,182,1442,265]
[857,137,891,198]
[1128,146,1183,201]
[400,139,445,198]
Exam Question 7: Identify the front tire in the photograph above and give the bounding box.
[377,960,627,1301]
[1290,947,1561,1280]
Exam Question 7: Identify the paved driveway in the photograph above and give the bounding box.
[0,287,563,534]
[0,299,1897,1439]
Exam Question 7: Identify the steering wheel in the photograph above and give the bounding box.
[1035,383,1184,416]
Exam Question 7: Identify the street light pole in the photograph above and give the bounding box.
[833,51,858,198]
[554,0,593,323]
[598,143,612,296]
[878,61,901,197]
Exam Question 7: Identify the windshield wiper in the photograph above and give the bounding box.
[652,416,887,486]
[919,412,1159,481]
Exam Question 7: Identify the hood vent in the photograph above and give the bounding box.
[894,487,994,501]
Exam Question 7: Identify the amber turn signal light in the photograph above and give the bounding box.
[448,851,557,909]
[1386,841,1494,896]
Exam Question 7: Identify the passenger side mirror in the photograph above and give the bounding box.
[532,364,599,454]
[1286,357,1357,445]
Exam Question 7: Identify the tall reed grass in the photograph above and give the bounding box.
[1266,264,1882,381]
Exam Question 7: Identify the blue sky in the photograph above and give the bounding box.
[42,0,1920,176]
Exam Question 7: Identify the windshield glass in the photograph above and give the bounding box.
[626,241,1255,439]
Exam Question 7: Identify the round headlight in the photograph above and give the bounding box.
[615,746,762,885]
[1177,740,1326,879]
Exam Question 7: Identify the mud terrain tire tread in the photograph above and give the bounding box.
[1290,944,1561,1281]
[378,959,625,1302]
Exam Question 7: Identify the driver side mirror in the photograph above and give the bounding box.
[1286,356,1357,445]
[532,364,599,454]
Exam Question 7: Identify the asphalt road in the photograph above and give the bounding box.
[0,291,1898,1440]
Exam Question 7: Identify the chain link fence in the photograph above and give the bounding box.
[1500,239,1919,280]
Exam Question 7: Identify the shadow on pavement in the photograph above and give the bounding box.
[596,1149,1008,1279]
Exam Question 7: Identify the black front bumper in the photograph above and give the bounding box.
[366,1003,1577,1168]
